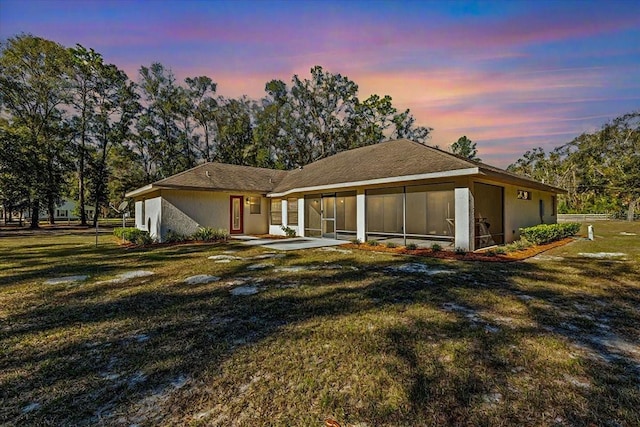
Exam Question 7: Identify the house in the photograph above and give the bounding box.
[37,199,95,221]
[125,139,565,251]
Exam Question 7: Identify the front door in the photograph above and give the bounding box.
[230,196,244,234]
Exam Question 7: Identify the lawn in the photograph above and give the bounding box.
[1,222,639,426]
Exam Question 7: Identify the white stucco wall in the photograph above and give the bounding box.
[145,197,162,241]
[135,201,144,229]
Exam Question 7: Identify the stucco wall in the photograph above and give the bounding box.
[160,190,269,238]
[244,196,269,235]
[145,197,162,240]
[135,201,144,229]
[502,183,557,242]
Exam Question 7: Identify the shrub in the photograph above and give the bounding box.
[350,238,362,245]
[454,247,467,255]
[519,223,580,245]
[281,226,297,238]
[405,242,418,250]
[385,242,397,248]
[165,230,188,243]
[366,240,379,246]
[504,238,532,252]
[192,227,216,241]
[131,230,152,245]
[192,227,229,242]
[494,246,507,255]
[113,227,137,239]
[431,243,442,252]
[114,228,152,245]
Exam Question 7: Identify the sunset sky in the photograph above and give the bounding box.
[1,0,639,167]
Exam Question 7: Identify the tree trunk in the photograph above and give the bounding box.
[628,197,639,222]
[48,199,55,225]
[30,200,40,229]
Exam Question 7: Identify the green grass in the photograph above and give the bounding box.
[1,221,639,426]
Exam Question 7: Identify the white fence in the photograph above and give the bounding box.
[557,213,611,222]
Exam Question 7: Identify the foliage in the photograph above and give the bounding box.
[509,111,640,220]
[405,242,418,250]
[450,135,480,161]
[113,227,151,245]
[503,238,533,252]
[0,35,73,227]
[431,243,442,252]
[385,241,397,248]
[366,240,379,246]
[349,238,362,245]
[519,223,581,245]
[192,227,229,242]
[281,225,297,237]
[165,230,189,243]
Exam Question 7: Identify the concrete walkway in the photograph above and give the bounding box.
[233,236,348,251]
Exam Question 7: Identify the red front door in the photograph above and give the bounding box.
[230,196,244,234]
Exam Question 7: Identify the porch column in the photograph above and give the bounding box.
[356,189,366,242]
[455,188,474,251]
[297,198,305,237]
[281,199,288,228]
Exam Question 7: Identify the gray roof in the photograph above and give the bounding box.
[126,139,565,198]
[126,163,288,197]
[272,139,476,193]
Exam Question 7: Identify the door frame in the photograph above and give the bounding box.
[321,194,336,239]
[230,195,244,234]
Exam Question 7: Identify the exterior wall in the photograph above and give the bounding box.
[135,201,145,229]
[132,189,270,242]
[244,195,269,235]
[145,197,162,240]
[502,183,557,242]
[161,190,269,239]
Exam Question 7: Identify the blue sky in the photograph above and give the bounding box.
[1,0,639,166]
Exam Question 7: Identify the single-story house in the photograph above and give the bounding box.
[125,139,565,251]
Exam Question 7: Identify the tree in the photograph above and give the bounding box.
[68,44,103,225]
[450,136,480,161]
[184,76,218,162]
[87,61,139,226]
[508,111,640,220]
[0,34,73,227]
[138,63,190,178]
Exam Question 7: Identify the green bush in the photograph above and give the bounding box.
[431,243,442,252]
[350,238,362,245]
[113,227,137,239]
[454,247,467,255]
[519,223,580,245]
[494,246,507,255]
[405,243,418,250]
[114,227,152,245]
[385,242,397,248]
[192,227,229,242]
[165,230,188,243]
[366,240,379,246]
[504,238,532,252]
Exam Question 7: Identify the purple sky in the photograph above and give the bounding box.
[1,0,639,167]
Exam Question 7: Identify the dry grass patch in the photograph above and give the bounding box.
[1,221,639,426]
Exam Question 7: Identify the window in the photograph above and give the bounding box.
[287,198,298,225]
[249,196,261,214]
[271,199,282,225]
